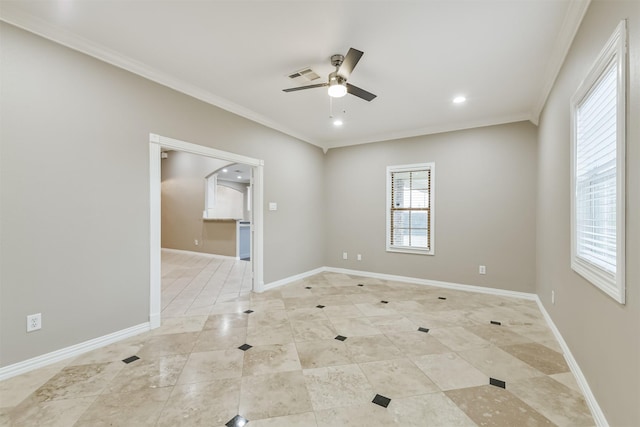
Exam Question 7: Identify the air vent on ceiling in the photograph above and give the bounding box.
[288,67,320,81]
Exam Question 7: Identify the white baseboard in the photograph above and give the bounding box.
[161,247,239,260]
[263,267,326,291]
[0,322,150,381]
[264,265,536,300]
[149,312,161,329]
[324,266,537,300]
[535,298,608,427]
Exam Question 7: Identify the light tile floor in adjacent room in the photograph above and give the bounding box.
[1,250,595,426]
[161,249,253,317]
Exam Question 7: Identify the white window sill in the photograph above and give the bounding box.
[386,247,434,256]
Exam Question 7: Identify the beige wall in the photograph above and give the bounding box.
[202,220,237,257]
[0,23,326,367]
[324,121,538,293]
[536,1,640,425]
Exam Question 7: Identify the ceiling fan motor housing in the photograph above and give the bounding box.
[328,71,346,85]
[331,54,345,68]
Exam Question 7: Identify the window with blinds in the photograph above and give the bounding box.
[570,20,626,304]
[386,163,434,255]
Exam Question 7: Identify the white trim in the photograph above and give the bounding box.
[323,266,537,300]
[569,20,626,304]
[263,265,536,300]
[251,164,265,293]
[531,0,591,122]
[149,143,162,329]
[161,247,240,261]
[149,133,265,303]
[0,7,535,152]
[324,113,532,151]
[386,163,435,256]
[151,134,263,167]
[263,267,326,291]
[535,299,608,426]
[0,323,150,381]
[0,6,315,148]
[0,3,589,151]
[203,173,217,220]
[149,313,160,331]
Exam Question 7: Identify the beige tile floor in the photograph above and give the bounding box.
[0,250,595,426]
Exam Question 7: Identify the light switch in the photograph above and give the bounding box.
[269,202,278,211]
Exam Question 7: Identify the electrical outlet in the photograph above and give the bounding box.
[27,313,41,332]
[194,239,199,246]
[357,254,362,261]
[552,290,555,305]
[479,265,486,275]
[342,252,348,260]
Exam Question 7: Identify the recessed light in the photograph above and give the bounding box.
[222,169,228,173]
[453,96,466,104]
[333,119,343,126]
[237,175,242,179]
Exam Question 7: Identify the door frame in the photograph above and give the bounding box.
[148,133,264,328]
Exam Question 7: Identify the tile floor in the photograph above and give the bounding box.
[0,250,595,426]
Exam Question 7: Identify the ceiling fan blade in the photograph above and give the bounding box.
[283,83,328,93]
[338,48,364,79]
[346,83,377,101]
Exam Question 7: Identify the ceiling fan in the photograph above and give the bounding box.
[283,48,377,102]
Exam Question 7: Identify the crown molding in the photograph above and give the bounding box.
[0,5,320,148]
[1,2,582,152]
[323,113,534,151]
[530,0,591,123]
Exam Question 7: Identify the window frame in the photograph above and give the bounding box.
[570,20,626,304]
[386,162,435,255]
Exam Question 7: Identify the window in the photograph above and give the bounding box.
[571,20,626,304]
[387,163,434,255]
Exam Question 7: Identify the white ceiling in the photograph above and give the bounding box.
[217,163,252,184]
[0,1,589,151]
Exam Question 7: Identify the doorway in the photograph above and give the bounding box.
[148,133,264,328]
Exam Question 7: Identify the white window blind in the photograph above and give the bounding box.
[387,163,434,255]
[575,60,617,273]
[571,20,626,304]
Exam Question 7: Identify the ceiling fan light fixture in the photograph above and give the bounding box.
[328,80,347,98]
[283,48,375,101]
